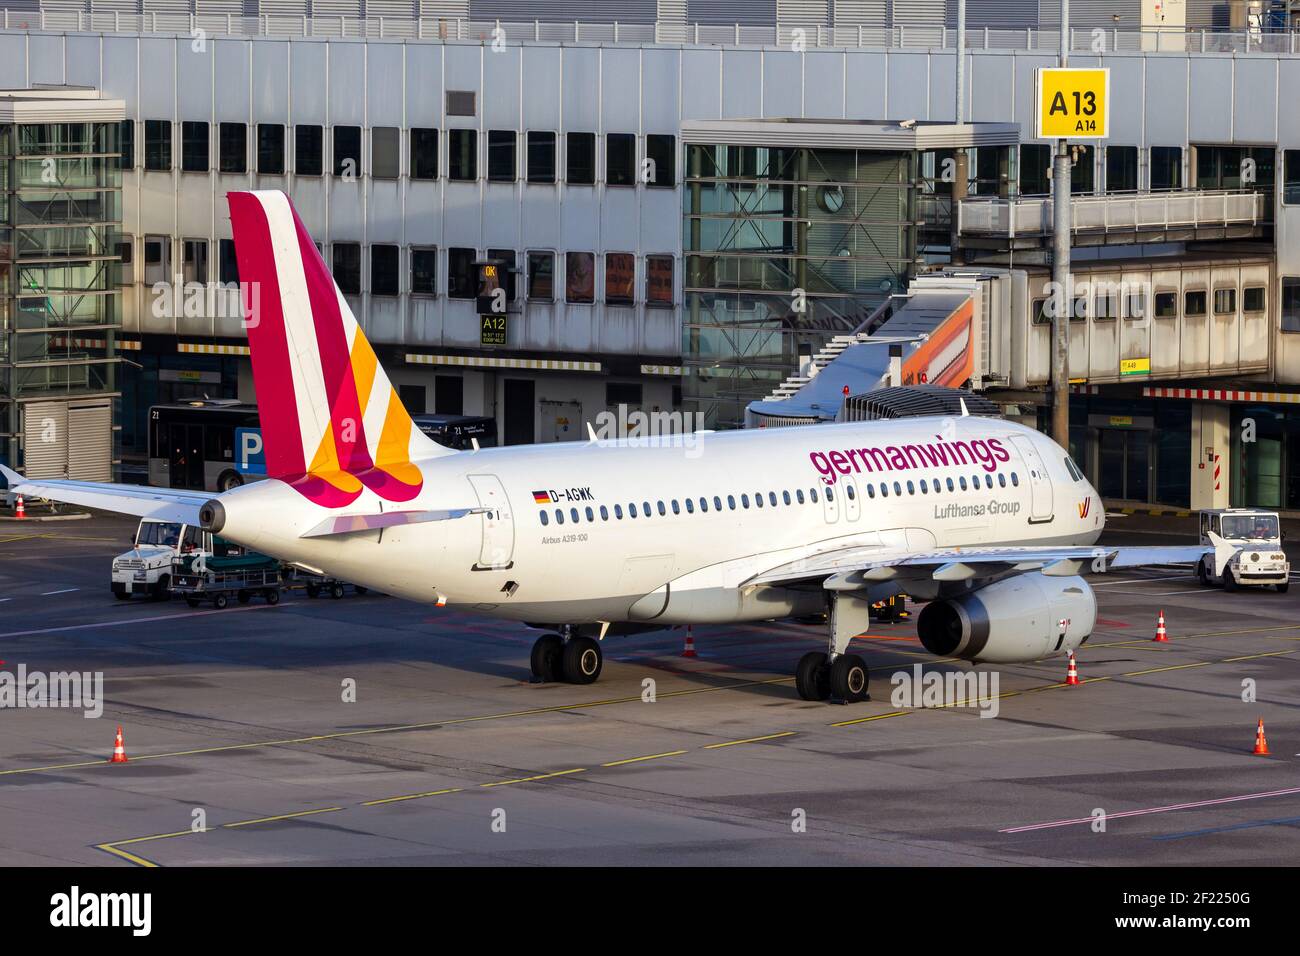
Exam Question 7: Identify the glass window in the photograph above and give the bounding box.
[1126,290,1146,321]
[333,126,361,177]
[1011,472,1020,486]
[295,125,323,176]
[219,122,246,174]
[566,252,595,303]
[587,506,596,521]
[605,253,635,305]
[645,134,675,187]
[488,130,516,182]
[527,251,554,301]
[116,238,134,285]
[672,500,680,514]
[769,492,777,506]
[1106,145,1138,192]
[646,255,673,306]
[685,499,694,513]
[448,247,477,299]
[600,505,609,520]
[1286,150,1300,205]
[332,243,361,294]
[566,132,595,185]
[614,504,623,519]
[411,128,438,180]
[1019,144,1050,195]
[371,244,399,296]
[555,509,564,525]
[540,510,549,526]
[1282,278,1300,333]
[449,129,477,180]
[699,497,709,513]
[257,124,284,175]
[1151,146,1182,190]
[218,239,239,285]
[782,491,791,505]
[1213,288,1236,315]
[1154,291,1178,318]
[527,131,556,183]
[1031,297,1050,326]
[486,248,517,301]
[119,119,135,169]
[181,121,209,172]
[1094,290,1120,320]
[657,501,666,516]
[607,133,635,186]
[372,127,399,179]
[182,239,208,284]
[144,120,171,170]
[1243,286,1266,313]
[411,247,437,296]
[1184,289,1207,317]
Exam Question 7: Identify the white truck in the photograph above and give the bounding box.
[111,518,203,601]
[1197,508,1290,593]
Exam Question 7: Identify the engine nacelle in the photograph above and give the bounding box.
[916,574,1095,663]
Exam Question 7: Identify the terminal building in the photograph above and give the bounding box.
[0,0,1298,514]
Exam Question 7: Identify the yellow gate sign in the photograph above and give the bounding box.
[1036,68,1109,139]
[1119,357,1150,377]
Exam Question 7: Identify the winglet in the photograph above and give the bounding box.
[1206,531,1236,578]
[0,462,22,488]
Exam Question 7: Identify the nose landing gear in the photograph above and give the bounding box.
[529,628,603,685]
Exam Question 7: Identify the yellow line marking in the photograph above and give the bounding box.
[361,788,463,806]
[222,807,343,828]
[703,732,795,749]
[601,750,687,767]
[480,768,586,788]
[103,829,195,847]
[96,844,161,867]
[829,709,911,727]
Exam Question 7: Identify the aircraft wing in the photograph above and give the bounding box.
[744,536,1234,590]
[0,464,208,525]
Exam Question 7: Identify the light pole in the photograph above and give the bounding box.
[1050,0,1072,447]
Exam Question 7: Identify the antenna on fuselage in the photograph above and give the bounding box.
[958,397,970,417]
[586,422,598,442]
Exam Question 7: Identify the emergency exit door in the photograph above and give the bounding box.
[467,474,515,569]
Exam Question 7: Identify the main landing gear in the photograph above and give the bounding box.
[795,593,872,704]
[530,627,603,685]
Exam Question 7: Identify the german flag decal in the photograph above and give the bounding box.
[532,490,551,504]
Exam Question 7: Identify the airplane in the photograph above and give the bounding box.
[0,190,1234,704]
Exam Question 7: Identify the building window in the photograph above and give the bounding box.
[1126,290,1146,321]
[1071,145,1095,194]
[116,238,134,285]
[1213,288,1236,315]
[333,243,361,294]
[527,131,556,183]
[1106,145,1137,192]
[566,251,595,303]
[1243,286,1266,313]
[257,124,284,175]
[181,121,209,172]
[448,247,477,299]
[372,127,400,179]
[333,126,361,177]
[411,247,437,296]
[435,375,463,415]
[1019,144,1050,195]
[645,134,676,187]
[143,236,170,286]
[218,123,246,174]
[607,382,642,406]
[488,130,516,182]
[566,132,595,185]
[1184,289,1207,317]
[446,90,476,117]
[605,252,635,304]
[1154,290,1178,318]
[1282,278,1300,333]
[527,251,554,300]
[219,238,239,285]
[1285,150,1300,205]
[1151,146,1182,191]
[646,255,673,306]
[144,120,171,170]
[1094,289,1120,320]
[449,129,477,181]
[487,248,517,300]
[118,120,134,169]
[296,125,323,176]
[182,239,208,284]
[607,133,635,186]
[411,128,438,180]
[371,244,399,296]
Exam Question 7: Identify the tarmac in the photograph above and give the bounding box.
[0,509,1297,866]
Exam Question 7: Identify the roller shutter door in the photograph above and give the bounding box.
[21,402,68,479]
[68,401,113,482]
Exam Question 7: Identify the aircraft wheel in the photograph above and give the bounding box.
[795,651,831,701]
[529,633,563,683]
[561,636,603,685]
[829,654,870,703]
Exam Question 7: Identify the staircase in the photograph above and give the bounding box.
[762,333,873,401]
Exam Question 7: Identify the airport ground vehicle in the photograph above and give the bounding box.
[111,518,202,600]
[171,546,283,608]
[1196,508,1290,592]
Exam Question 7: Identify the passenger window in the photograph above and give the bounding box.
[586,506,594,521]
[727,495,736,510]
[959,477,968,491]
[540,511,549,526]
[629,503,638,518]
[846,485,855,500]
[998,473,1006,487]
[700,497,709,513]
[783,491,791,505]
[906,480,915,495]
[741,494,750,508]
[880,484,889,498]
[893,481,902,496]
[919,479,927,494]
[1011,473,1020,486]
[571,508,579,523]
[809,489,818,503]
[947,477,955,492]
[686,499,695,513]
[643,501,651,516]
[657,501,666,516]
[615,504,624,519]
[753,492,763,508]
[600,505,609,520]
[1184,289,1207,317]
[671,500,680,514]
[556,509,565,525]
[713,496,722,511]
[866,484,875,498]
[1154,291,1178,318]
[826,487,834,502]
[769,492,778,507]
[796,490,805,505]
[985,475,993,488]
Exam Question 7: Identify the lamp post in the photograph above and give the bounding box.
[1050,0,1072,447]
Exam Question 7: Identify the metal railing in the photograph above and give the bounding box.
[957,189,1271,238]
[0,12,1297,54]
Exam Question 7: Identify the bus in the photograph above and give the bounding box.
[148,401,496,492]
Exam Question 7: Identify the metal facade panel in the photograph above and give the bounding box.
[1142,55,1188,146]
[367,41,406,127]
[720,49,761,118]
[251,40,290,123]
[886,52,930,121]
[67,402,113,482]
[680,48,722,121]
[521,44,561,130]
[1187,55,1234,143]
[1231,55,1277,145]
[327,40,367,125]
[602,47,641,132]
[844,50,888,119]
[762,50,803,118]
[688,0,778,25]
[804,50,846,118]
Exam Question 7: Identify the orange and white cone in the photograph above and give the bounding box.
[1064,650,1081,686]
[682,626,697,659]
[1153,609,1168,643]
[1253,719,1270,756]
[109,725,128,763]
[14,495,24,519]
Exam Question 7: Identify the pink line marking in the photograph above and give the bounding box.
[1000,786,1300,833]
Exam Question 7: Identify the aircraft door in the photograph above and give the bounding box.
[467,474,515,569]
[1010,436,1054,522]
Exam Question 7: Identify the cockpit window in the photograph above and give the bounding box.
[1063,457,1084,482]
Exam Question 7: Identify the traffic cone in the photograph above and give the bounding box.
[682,626,697,658]
[109,725,128,763]
[1064,650,1081,686]
[1252,719,1270,756]
[1153,609,1168,643]
[13,495,24,519]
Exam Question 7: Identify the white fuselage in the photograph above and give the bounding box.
[212,416,1104,626]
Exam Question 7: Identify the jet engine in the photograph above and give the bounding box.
[915,573,1095,663]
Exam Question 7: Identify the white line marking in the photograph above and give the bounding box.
[1001,785,1300,833]
[0,603,275,639]
[39,588,79,596]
